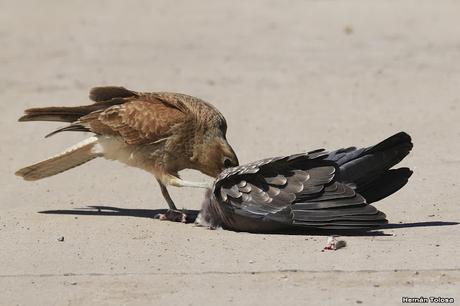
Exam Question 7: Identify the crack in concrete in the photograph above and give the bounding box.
[0,268,459,278]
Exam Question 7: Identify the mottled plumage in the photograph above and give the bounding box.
[16,87,238,221]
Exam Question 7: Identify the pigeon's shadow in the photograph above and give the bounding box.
[39,205,458,236]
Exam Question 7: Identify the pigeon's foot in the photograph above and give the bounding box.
[155,209,187,223]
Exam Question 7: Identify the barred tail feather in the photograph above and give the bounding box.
[18,106,95,123]
[15,137,101,181]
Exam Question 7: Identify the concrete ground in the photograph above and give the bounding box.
[1,1,459,305]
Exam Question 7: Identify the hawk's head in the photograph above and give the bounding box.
[193,136,239,178]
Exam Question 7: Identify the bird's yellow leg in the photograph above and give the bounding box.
[166,176,211,189]
[156,179,177,210]
[155,178,187,223]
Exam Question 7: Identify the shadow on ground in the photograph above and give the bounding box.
[39,205,459,236]
[39,205,200,223]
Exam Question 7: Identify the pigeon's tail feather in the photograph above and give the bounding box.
[357,168,413,204]
[365,131,412,155]
[328,132,413,188]
[15,137,101,181]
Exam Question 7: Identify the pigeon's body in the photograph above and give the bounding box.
[16,87,239,221]
[197,132,413,232]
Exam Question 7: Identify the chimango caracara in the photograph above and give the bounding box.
[16,86,239,222]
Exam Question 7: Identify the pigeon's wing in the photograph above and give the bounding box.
[325,132,412,185]
[324,132,413,203]
[211,151,387,231]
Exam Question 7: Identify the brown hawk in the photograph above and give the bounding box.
[16,86,239,222]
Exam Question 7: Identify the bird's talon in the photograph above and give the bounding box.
[155,210,188,223]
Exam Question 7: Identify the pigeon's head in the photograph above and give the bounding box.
[195,189,223,229]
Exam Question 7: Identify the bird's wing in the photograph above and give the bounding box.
[211,151,387,230]
[79,95,187,145]
[89,86,139,102]
[28,87,194,141]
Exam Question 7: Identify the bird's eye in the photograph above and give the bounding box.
[223,158,233,168]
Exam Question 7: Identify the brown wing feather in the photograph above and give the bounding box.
[89,86,139,102]
[81,98,186,145]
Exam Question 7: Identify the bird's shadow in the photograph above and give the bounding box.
[39,205,459,237]
[39,205,200,223]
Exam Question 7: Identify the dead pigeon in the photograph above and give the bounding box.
[196,132,412,232]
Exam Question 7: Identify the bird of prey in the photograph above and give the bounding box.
[16,86,239,222]
[196,132,413,232]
